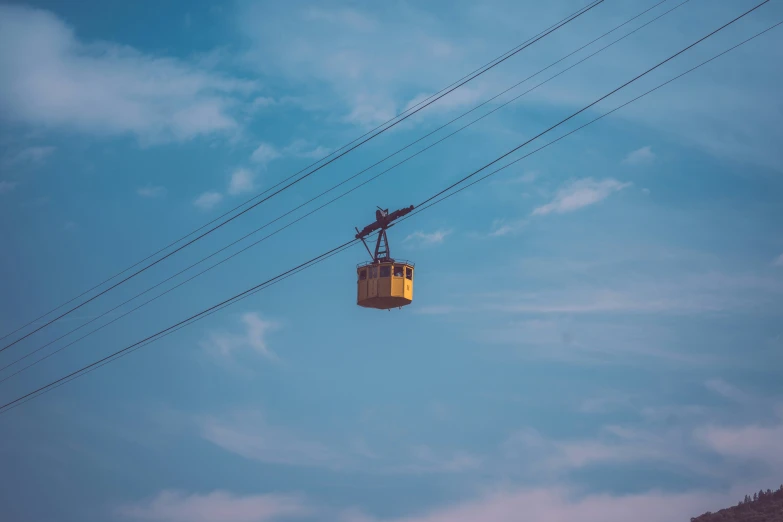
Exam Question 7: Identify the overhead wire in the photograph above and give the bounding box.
[0,237,362,414]
[0,238,365,416]
[0,0,689,381]
[0,0,606,351]
[1,7,596,344]
[398,21,783,225]
[414,0,771,208]
[1,0,777,415]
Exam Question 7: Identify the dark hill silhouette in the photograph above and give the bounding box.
[692,485,783,522]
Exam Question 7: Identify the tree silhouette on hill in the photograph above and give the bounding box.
[691,484,783,521]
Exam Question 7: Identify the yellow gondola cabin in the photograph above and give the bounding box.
[356,260,414,309]
[353,205,415,310]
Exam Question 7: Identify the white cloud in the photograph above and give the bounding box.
[532,178,631,216]
[250,96,276,110]
[228,168,256,196]
[515,171,538,183]
[233,1,783,168]
[344,96,398,128]
[491,171,539,186]
[282,139,332,160]
[479,315,722,368]
[404,229,451,246]
[199,408,480,475]
[250,139,330,166]
[0,5,256,143]
[489,218,527,237]
[5,146,56,166]
[302,7,377,32]
[579,395,635,415]
[499,426,684,475]
[237,3,479,127]
[341,487,727,522]
[479,266,783,324]
[705,379,754,406]
[773,254,783,267]
[117,490,310,522]
[137,185,167,198]
[401,84,486,117]
[193,191,223,211]
[388,446,482,474]
[300,145,330,159]
[201,312,279,360]
[116,487,733,522]
[0,181,18,194]
[698,422,783,469]
[199,411,345,469]
[506,3,783,170]
[623,146,656,165]
[250,143,281,164]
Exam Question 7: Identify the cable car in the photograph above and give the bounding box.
[354,205,415,310]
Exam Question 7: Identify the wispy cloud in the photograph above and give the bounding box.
[115,487,731,522]
[0,181,18,194]
[341,487,727,522]
[475,254,783,324]
[389,446,482,474]
[498,381,783,484]
[401,84,485,117]
[404,229,451,246]
[4,145,56,167]
[478,317,724,369]
[233,0,783,169]
[250,96,276,110]
[193,191,223,211]
[199,408,481,476]
[487,290,718,315]
[697,422,783,469]
[696,381,783,468]
[302,7,377,32]
[578,394,635,415]
[237,3,477,127]
[623,146,656,165]
[199,411,345,470]
[201,312,279,361]
[705,379,754,406]
[499,425,686,475]
[250,143,281,165]
[0,5,256,143]
[773,254,783,267]
[137,185,167,198]
[117,490,310,522]
[282,139,332,160]
[489,218,527,237]
[532,178,631,216]
[228,168,257,196]
[517,171,539,183]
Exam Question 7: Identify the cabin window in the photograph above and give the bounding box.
[406,267,413,280]
[380,265,391,278]
[370,266,378,279]
[359,269,367,280]
[393,265,404,277]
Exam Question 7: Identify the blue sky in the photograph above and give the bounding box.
[1,0,783,521]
